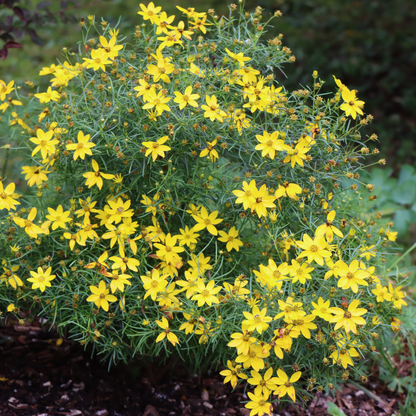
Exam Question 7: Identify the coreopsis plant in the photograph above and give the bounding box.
[0,2,409,414]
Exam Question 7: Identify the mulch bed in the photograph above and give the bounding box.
[0,321,404,416]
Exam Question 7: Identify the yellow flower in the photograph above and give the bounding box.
[109,247,141,272]
[189,15,212,34]
[137,2,161,24]
[289,260,314,284]
[388,283,407,309]
[155,316,179,346]
[13,207,44,238]
[330,343,360,369]
[192,279,222,306]
[242,307,272,334]
[0,264,23,289]
[235,343,270,371]
[340,87,365,119]
[201,95,226,122]
[283,140,311,168]
[245,392,272,416]
[233,180,257,210]
[330,299,367,334]
[372,284,392,303]
[0,79,14,100]
[296,234,331,266]
[21,165,50,187]
[143,136,171,162]
[188,252,212,274]
[250,184,276,218]
[200,138,219,162]
[271,369,301,402]
[66,131,96,160]
[83,159,115,190]
[86,280,117,311]
[142,90,171,114]
[228,331,257,356]
[274,181,302,199]
[220,360,248,388]
[177,226,199,247]
[173,85,200,110]
[83,48,112,71]
[141,269,169,300]
[337,260,369,293]
[103,197,134,224]
[154,233,184,263]
[27,267,55,292]
[247,367,277,396]
[385,230,398,241]
[192,206,223,235]
[225,48,251,67]
[0,181,20,211]
[311,297,335,321]
[218,227,243,252]
[46,205,72,230]
[255,130,288,159]
[105,270,132,293]
[99,35,123,60]
[34,87,60,103]
[315,210,344,243]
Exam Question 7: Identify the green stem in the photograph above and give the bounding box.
[1,147,9,180]
[348,381,387,405]
[388,242,416,271]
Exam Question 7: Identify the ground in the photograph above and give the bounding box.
[0,321,403,416]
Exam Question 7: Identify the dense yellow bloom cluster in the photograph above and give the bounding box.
[0,3,407,414]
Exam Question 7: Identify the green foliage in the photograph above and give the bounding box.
[0,2,412,411]
[327,402,346,416]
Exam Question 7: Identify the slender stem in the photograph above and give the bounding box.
[1,147,9,180]
[348,381,387,405]
[388,242,416,271]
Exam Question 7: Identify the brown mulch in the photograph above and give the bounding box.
[0,322,403,416]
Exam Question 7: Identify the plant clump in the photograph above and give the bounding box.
[0,2,407,414]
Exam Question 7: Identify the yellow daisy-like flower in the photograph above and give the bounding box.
[137,2,161,24]
[143,136,171,162]
[191,279,222,306]
[255,130,288,160]
[220,360,248,388]
[296,234,331,266]
[34,86,60,104]
[173,85,199,109]
[271,369,301,402]
[155,316,179,346]
[0,181,20,211]
[66,131,96,160]
[86,280,117,311]
[242,307,272,334]
[201,95,226,122]
[192,206,223,235]
[218,226,243,252]
[330,299,367,334]
[29,128,59,160]
[83,159,115,190]
[27,267,55,292]
[13,207,44,238]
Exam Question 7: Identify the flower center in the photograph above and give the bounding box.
[344,311,352,318]
[310,245,318,253]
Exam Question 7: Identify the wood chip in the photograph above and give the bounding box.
[144,404,160,416]
[203,401,213,409]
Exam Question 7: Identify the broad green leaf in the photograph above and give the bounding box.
[392,181,416,205]
[398,164,416,185]
[327,402,347,416]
